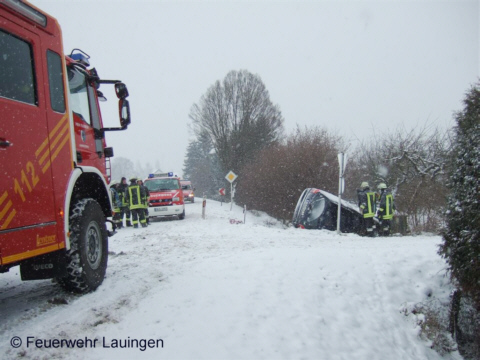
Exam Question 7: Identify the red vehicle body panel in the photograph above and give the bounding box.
[0,3,70,265]
[0,1,115,269]
[149,189,183,206]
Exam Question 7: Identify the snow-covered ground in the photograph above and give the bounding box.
[0,199,462,360]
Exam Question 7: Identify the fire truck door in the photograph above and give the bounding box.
[69,67,104,167]
[0,24,56,233]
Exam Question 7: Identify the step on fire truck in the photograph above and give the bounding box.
[0,0,132,292]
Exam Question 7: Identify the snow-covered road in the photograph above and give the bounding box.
[0,199,461,359]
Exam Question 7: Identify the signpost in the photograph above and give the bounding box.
[225,171,238,211]
[336,152,347,234]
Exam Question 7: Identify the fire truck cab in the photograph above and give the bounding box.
[0,0,131,292]
[144,172,185,220]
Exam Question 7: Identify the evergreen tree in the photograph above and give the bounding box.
[183,131,223,199]
[439,81,480,308]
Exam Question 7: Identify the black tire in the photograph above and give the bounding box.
[58,199,108,293]
[178,209,185,220]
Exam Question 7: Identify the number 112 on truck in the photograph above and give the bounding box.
[0,0,132,293]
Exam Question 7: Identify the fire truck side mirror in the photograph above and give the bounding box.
[115,82,129,99]
[119,99,131,129]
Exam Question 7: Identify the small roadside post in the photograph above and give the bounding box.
[202,193,207,219]
[225,171,238,211]
[219,187,225,206]
[336,152,347,234]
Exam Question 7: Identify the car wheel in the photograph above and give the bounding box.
[178,209,185,220]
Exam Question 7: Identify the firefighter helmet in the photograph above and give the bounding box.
[360,182,369,189]
[378,183,387,190]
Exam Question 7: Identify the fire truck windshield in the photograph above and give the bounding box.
[145,179,180,191]
[68,67,91,124]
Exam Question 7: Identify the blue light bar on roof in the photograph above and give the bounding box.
[148,174,154,178]
[70,53,90,67]
[168,172,174,177]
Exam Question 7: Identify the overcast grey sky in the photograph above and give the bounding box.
[32,0,479,177]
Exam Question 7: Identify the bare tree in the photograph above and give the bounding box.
[347,125,453,232]
[189,70,284,174]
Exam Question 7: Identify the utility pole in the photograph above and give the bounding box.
[337,152,347,234]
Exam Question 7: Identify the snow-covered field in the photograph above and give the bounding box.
[0,199,462,360]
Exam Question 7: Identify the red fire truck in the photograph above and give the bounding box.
[144,172,185,220]
[0,0,131,292]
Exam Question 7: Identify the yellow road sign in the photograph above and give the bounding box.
[225,171,238,183]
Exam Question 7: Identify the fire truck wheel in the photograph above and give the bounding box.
[58,198,108,293]
[178,210,185,220]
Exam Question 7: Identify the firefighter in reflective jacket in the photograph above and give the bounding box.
[137,178,150,225]
[357,182,376,236]
[109,181,123,229]
[376,183,395,236]
[125,177,147,228]
[118,177,131,227]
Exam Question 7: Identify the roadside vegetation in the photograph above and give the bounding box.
[112,69,479,358]
[184,69,458,235]
[183,71,480,358]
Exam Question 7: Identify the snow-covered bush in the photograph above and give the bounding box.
[403,299,457,356]
[450,291,480,359]
[439,80,480,358]
[439,81,480,310]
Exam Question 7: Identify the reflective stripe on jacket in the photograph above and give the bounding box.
[141,185,149,208]
[379,191,394,220]
[358,189,376,218]
[127,185,144,210]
